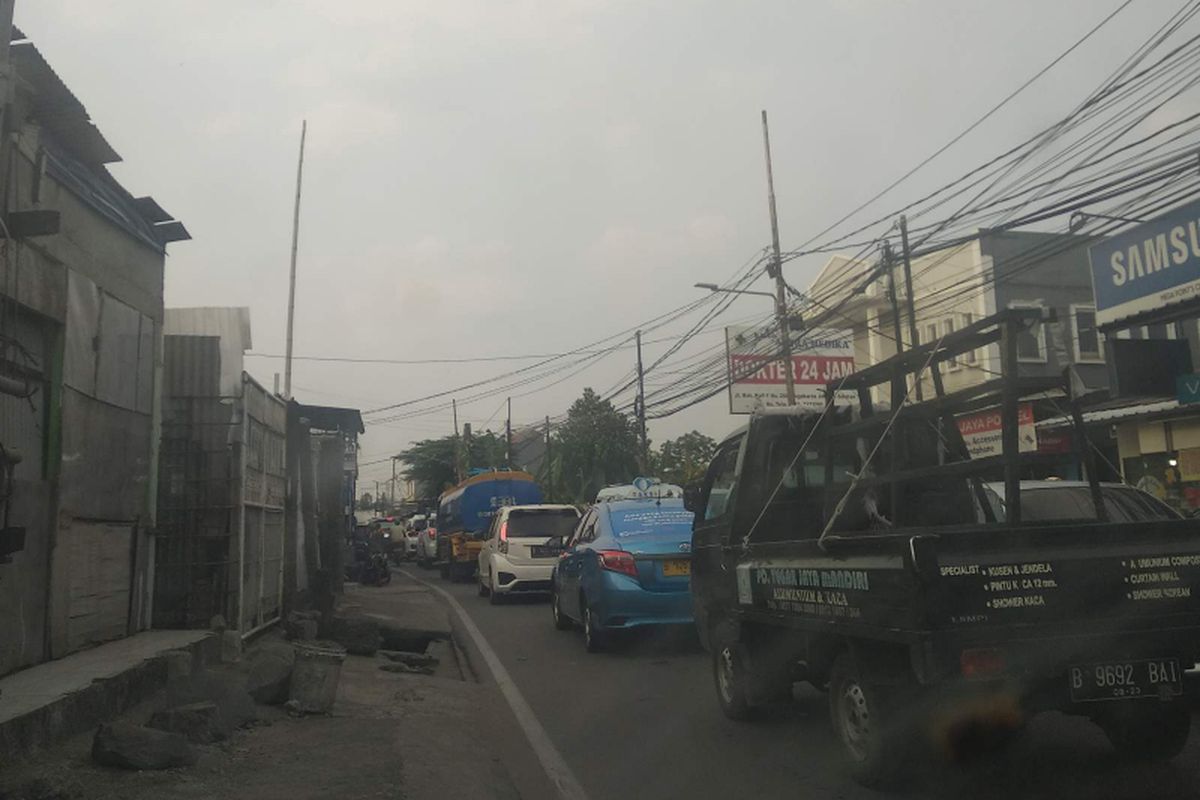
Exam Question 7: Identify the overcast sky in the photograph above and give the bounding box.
[15,0,1182,485]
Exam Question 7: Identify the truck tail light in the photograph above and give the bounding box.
[598,549,638,580]
[960,647,1006,679]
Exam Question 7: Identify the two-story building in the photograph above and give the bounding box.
[0,32,187,677]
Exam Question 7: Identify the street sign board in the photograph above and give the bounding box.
[1088,197,1200,327]
[955,403,1037,459]
[1178,373,1200,405]
[725,324,856,413]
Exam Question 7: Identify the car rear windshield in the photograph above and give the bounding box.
[507,509,579,538]
[411,518,428,531]
[610,506,695,537]
[1019,487,1179,523]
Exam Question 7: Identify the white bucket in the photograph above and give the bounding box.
[289,640,347,713]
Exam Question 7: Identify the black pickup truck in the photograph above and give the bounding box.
[688,310,1200,786]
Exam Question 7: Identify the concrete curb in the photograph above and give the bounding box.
[0,633,214,764]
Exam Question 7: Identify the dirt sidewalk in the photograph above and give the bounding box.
[0,577,551,800]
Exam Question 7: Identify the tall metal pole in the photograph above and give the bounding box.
[391,456,398,510]
[283,120,307,399]
[505,397,512,467]
[761,110,796,406]
[635,330,648,463]
[898,214,923,401]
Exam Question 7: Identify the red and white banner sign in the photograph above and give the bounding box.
[725,326,856,413]
[955,403,1037,459]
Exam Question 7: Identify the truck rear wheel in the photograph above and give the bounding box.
[713,642,755,721]
[1099,704,1190,761]
[828,652,909,788]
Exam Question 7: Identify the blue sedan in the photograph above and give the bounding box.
[550,498,694,652]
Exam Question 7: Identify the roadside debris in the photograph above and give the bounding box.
[147,702,225,745]
[91,722,196,771]
[327,614,382,656]
[244,642,296,705]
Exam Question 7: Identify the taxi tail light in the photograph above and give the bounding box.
[498,521,509,555]
[598,549,638,580]
[960,647,1006,679]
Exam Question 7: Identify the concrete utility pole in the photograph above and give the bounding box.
[283,120,307,399]
[505,397,512,467]
[635,330,648,464]
[897,215,923,401]
[761,110,797,406]
[452,399,462,483]
[391,456,398,510]
[544,415,552,501]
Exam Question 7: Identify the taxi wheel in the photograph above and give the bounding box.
[551,585,572,631]
[583,601,606,653]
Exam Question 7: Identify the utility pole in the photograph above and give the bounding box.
[391,456,398,511]
[462,423,472,476]
[761,110,797,406]
[883,243,905,355]
[635,330,648,465]
[544,415,552,501]
[452,399,462,483]
[897,215,923,401]
[505,397,513,468]
[283,120,307,399]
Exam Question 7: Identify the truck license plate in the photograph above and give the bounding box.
[1068,658,1183,702]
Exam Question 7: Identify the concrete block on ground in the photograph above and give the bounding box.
[91,722,196,770]
[378,661,435,676]
[147,702,225,744]
[163,649,194,682]
[167,671,257,732]
[363,611,449,652]
[220,630,242,663]
[378,650,439,668]
[245,642,295,705]
[328,614,381,656]
[284,611,319,642]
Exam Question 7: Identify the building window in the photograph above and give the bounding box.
[1071,305,1103,362]
[1009,303,1046,363]
[944,318,959,369]
[961,312,976,364]
[1148,323,1169,340]
[926,322,939,349]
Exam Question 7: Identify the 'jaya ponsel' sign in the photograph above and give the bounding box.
[1089,197,1200,327]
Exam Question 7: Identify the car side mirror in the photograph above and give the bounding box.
[683,483,702,513]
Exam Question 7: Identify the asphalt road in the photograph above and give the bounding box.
[410,568,1200,800]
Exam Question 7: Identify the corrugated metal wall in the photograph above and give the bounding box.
[155,337,287,633]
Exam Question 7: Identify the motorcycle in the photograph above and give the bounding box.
[348,539,392,586]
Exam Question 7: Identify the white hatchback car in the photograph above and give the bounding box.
[477,504,580,603]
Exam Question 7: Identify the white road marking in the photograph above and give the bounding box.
[398,569,590,800]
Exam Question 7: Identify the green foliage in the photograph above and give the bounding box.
[553,388,640,503]
[397,429,510,495]
[651,430,718,487]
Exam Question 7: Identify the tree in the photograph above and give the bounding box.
[397,429,511,495]
[652,431,717,487]
[554,388,640,503]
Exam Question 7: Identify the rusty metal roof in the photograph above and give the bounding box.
[11,41,121,165]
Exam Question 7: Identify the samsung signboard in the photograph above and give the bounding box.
[1088,197,1200,327]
